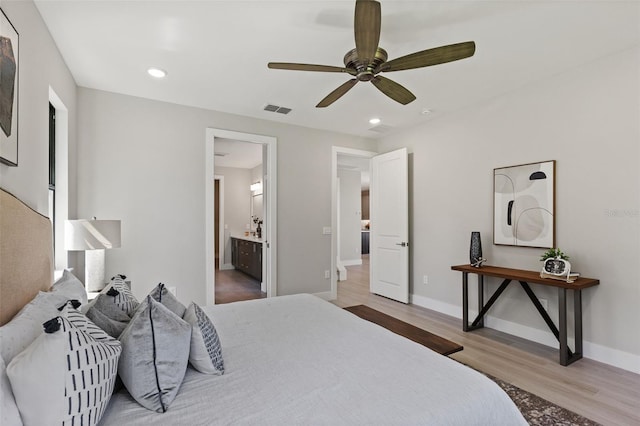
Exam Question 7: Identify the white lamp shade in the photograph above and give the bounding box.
[65,220,121,251]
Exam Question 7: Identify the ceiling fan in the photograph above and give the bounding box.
[267,0,476,108]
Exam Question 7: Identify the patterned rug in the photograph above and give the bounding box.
[488,374,601,426]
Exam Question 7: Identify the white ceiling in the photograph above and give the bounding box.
[35,1,640,139]
[213,138,262,169]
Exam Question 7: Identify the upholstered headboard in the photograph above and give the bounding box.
[0,188,54,326]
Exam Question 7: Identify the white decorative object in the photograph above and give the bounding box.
[65,219,121,292]
[540,258,579,283]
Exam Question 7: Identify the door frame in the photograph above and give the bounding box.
[331,146,377,300]
[205,128,277,306]
[214,175,231,270]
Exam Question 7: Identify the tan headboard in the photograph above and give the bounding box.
[0,188,54,326]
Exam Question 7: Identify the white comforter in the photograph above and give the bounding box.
[100,294,526,425]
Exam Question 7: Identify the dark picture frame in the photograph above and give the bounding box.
[1,8,19,166]
[493,160,555,248]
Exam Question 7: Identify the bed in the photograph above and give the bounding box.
[0,188,527,425]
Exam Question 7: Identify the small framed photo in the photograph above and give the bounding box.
[1,8,19,166]
[493,160,555,248]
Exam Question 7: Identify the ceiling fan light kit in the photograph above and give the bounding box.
[267,0,476,108]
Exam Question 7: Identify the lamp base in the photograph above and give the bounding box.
[85,249,106,292]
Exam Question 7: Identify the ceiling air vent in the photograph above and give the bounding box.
[368,124,394,133]
[264,104,292,115]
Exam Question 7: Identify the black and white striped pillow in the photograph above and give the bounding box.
[109,275,139,315]
[183,302,224,375]
[6,316,122,426]
[60,300,113,341]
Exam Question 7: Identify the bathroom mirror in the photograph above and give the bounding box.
[251,193,263,231]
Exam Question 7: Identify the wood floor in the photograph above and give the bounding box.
[333,256,640,426]
[215,268,266,304]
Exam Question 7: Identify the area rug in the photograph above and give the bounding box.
[487,374,601,426]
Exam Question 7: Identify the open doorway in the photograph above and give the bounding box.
[331,147,409,304]
[205,129,277,306]
[331,147,376,300]
[213,140,266,304]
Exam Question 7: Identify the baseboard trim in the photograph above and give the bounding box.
[314,291,333,301]
[219,263,234,271]
[410,293,640,374]
[341,259,363,266]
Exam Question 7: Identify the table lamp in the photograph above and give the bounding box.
[65,219,121,292]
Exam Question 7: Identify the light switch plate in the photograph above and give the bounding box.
[322,227,332,235]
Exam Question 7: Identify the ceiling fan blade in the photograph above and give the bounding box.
[371,76,416,105]
[377,41,476,73]
[316,79,358,108]
[354,0,381,64]
[268,63,355,74]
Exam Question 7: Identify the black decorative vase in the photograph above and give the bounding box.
[256,224,262,239]
[470,232,483,267]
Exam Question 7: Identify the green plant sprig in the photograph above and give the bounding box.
[540,248,569,261]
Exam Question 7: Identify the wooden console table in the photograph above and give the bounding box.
[450,264,599,366]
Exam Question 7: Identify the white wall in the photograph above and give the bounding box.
[0,1,77,222]
[76,88,372,305]
[215,166,251,265]
[377,47,640,371]
[338,169,362,264]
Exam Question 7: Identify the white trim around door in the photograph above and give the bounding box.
[205,128,277,306]
[331,146,377,300]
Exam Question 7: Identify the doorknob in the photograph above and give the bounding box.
[396,242,408,247]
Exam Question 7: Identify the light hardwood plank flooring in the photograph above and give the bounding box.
[333,256,640,426]
[215,268,266,304]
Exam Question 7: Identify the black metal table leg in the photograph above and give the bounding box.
[462,272,469,331]
[469,279,511,329]
[478,275,484,328]
[559,287,568,366]
[574,290,583,359]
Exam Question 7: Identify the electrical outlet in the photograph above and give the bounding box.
[539,298,548,311]
[423,275,429,285]
[324,270,330,279]
[168,286,177,297]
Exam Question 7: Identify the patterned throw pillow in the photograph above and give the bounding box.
[6,316,121,426]
[60,301,113,341]
[149,283,186,318]
[109,275,139,315]
[183,302,224,375]
[118,296,191,413]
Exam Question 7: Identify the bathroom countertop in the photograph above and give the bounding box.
[231,234,264,243]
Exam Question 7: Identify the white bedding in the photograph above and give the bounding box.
[100,294,526,425]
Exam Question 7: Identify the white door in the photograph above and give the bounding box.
[370,148,409,303]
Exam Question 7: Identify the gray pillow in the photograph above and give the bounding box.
[149,283,186,318]
[85,294,131,338]
[183,302,224,375]
[118,296,191,413]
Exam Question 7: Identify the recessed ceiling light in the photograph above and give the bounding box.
[421,108,432,115]
[147,67,167,78]
[369,118,381,125]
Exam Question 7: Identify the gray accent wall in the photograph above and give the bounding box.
[76,87,372,305]
[377,46,640,369]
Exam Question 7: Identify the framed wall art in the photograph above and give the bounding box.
[493,160,555,248]
[1,8,19,166]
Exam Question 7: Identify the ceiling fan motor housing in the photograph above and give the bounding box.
[344,47,388,81]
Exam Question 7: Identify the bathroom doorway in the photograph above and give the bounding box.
[205,129,277,306]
